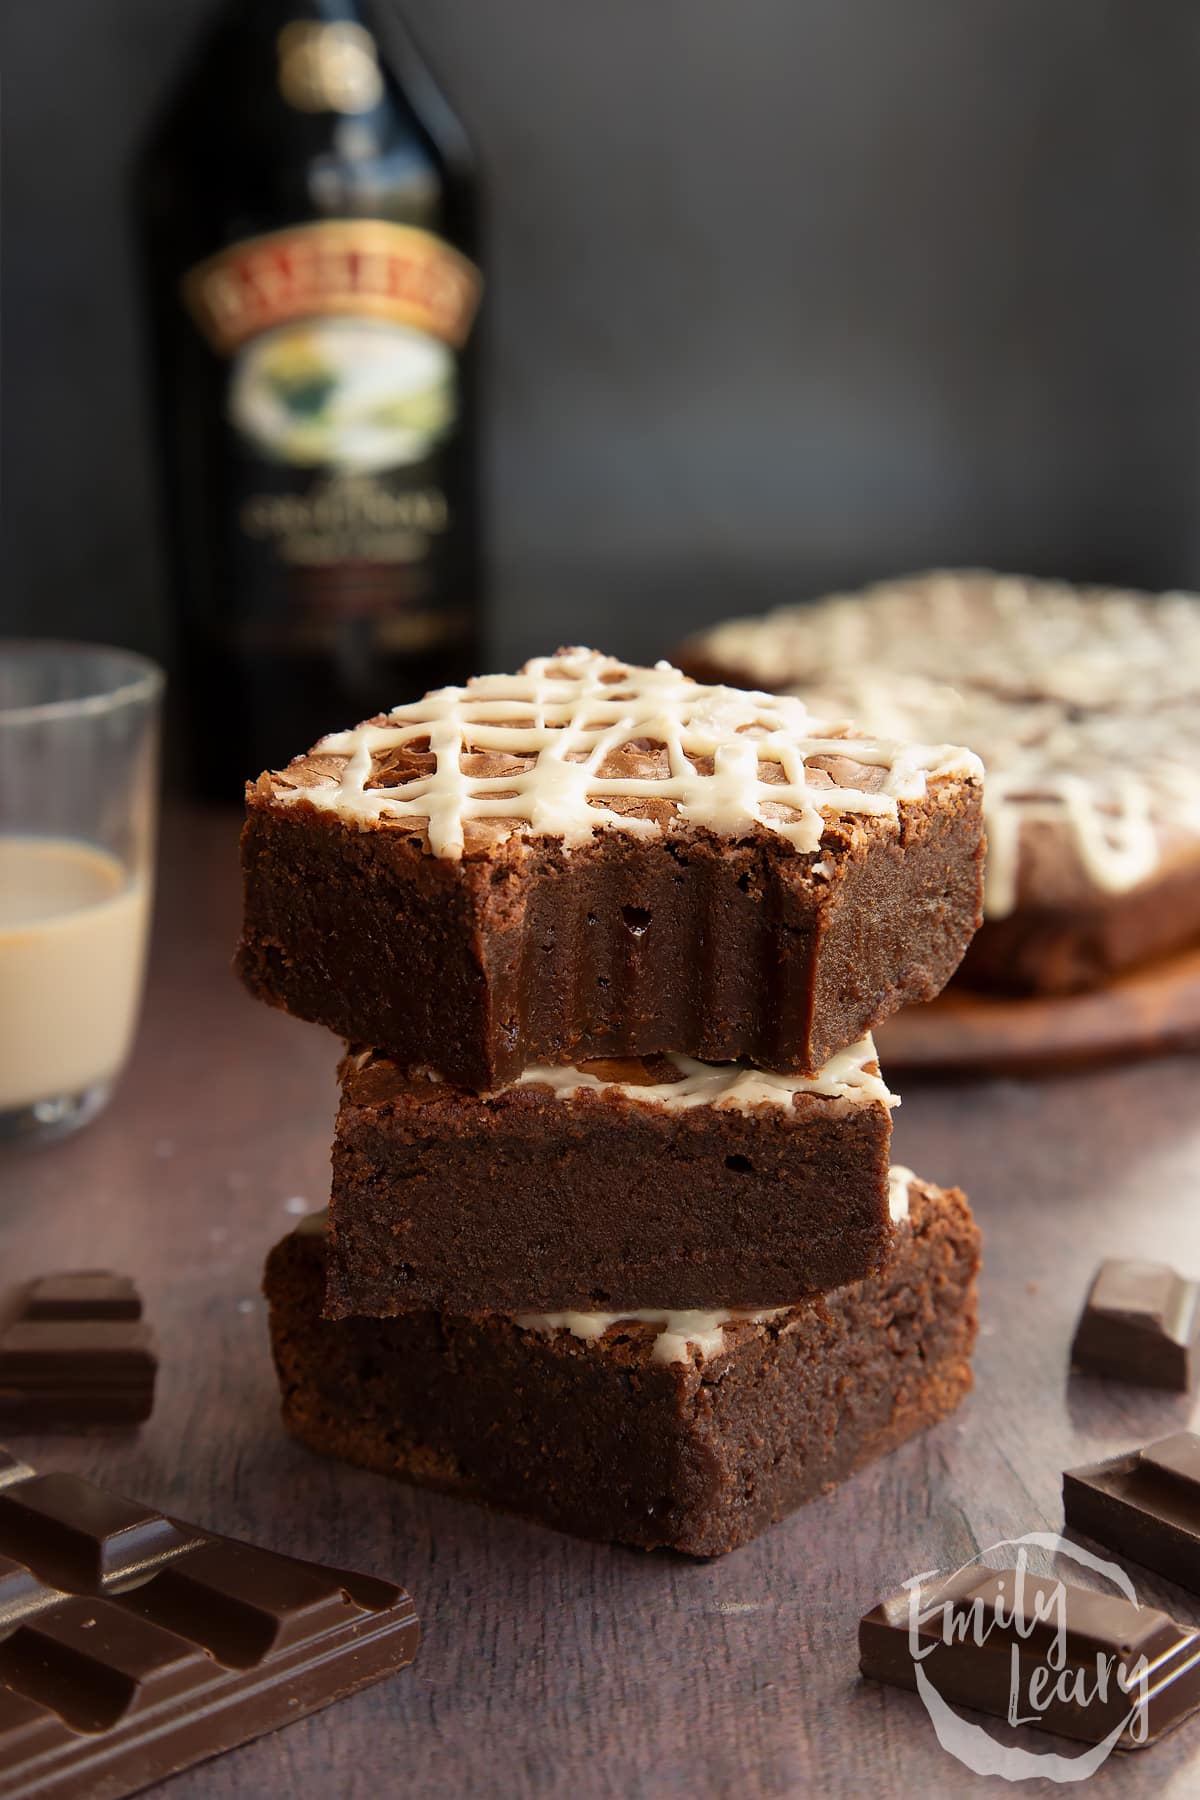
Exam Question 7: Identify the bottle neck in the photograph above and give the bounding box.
[233,0,389,122]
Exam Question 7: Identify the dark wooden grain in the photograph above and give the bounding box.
[876,942,1200,1072]
[2,806,1200,1797]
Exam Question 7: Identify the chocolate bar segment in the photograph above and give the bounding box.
[238,649,984,1085]
[21,1276,141,1322]
[1064,1432,1200,1595]
[0,1273,157,1430]
[327,1039,898,1317]
[0,1453,418,1799]
[861,1564,1200,1748]
[1070,1260,1200,1391]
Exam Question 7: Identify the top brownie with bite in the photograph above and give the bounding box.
[237,648,984,1087]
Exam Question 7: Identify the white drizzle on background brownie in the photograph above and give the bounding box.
[886,1164,914,1223]
[513,1034,896,1113]
[689,574,1200,918]
[513,1167,915,1366]
[266,648,981,861]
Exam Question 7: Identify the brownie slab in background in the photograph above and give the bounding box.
[0,1273,157,1429]
[329,1036,898,1316]
[679,572,1200,995]
[266,1172,979,1557]
[1064,1432,1200,1595]
[1070,1259,1200,1391]
[238,649,984,1087]
[861,1563,1200,1748]
[0,1446,418,1800]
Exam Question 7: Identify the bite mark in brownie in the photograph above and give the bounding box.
[327,1036,899,1316]
[264,1172,980,1557]
[238,649,984,1083]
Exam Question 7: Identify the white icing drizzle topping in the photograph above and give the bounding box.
[513,1167,918,1367]
[512,1305,789,1366]
[888,1164,914,1223]
[513,1034,896,1112]
[269,647,981,860]
[692,573,1200,918]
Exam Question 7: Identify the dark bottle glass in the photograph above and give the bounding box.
[139,0,482,795]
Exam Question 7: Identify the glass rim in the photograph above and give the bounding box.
[0,640,165,727]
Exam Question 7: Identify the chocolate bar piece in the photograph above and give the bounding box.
[0,1273,157,1429]
[0,1446,418,1799]
[1070,1260,1200,1391]
[327,1038,898,1317]
[861,1564,1200,1748]
[1065,1433,1200,1594]
[238,649,984,1086]
[266,1172,979,1556]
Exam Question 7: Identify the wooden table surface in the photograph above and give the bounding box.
[4,806,1200,1799]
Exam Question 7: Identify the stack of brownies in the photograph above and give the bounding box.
[243,649,985,1555]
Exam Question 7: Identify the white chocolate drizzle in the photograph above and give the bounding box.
[513,1167,918,1367]
[513,1034,896,1112]
[887,1165,914,1223]
[267,647,981,861]
[690,573,1200,918]
[512,1306,787,1366]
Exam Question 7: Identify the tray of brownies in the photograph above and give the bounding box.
[681,572,1200,1070]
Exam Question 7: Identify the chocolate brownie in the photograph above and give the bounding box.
[327,1037,898,1316]
[264,1171,980,1557]
[238,649,984,1085]
[680,573,1200,994]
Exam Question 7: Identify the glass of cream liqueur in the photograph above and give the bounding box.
[0,644,164,1145]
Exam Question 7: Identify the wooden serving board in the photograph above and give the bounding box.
[875,942,1200,1073]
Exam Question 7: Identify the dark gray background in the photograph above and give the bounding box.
[4,0,1199,671]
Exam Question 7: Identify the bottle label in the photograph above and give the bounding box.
[184,219,480,355]
[181,220,481,652]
